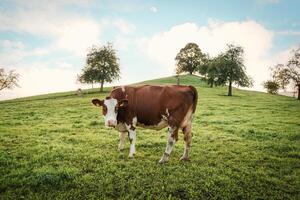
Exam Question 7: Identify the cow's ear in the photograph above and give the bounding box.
[118,99,128,108]
[92,99,104,107]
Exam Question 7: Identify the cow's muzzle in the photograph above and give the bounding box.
[107,120,117,128]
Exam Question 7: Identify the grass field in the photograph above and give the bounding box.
[0,75,299,199]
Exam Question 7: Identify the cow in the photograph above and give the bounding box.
[92,85,198,163]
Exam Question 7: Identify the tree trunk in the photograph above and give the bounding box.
[189,71,193,75]
[210,81,213,88]
[100,80,104,92]
[176,75,180,85]
[228,81,232,96]
[297,85,300,100]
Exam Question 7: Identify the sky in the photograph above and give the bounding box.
[0,0,299,100]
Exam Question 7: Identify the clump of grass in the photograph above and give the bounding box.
[89,121,100,126]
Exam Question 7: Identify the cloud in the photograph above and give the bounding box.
[0,40,50,66]
[0,1,102,58]
[53,18,101,56]
[276,30,300,36]
[140,20,277,90]
[150,6,158,13]
[0,1,138,58]
[0,62,83,100]
[100,18,136,34]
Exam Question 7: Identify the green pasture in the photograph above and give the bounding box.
[0,75,299,199]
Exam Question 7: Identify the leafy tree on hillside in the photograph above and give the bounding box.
[78,43,120,92]
[263,80,280,94]
[199,55,222,88]
[215,44,253,96]
[0,68,19,92]
[175,43,206,75]
[271,47,300,100]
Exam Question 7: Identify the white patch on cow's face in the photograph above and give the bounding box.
[103,98,118,127]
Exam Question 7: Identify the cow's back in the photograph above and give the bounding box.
[113,85,197,128]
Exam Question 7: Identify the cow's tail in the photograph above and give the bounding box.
[189,85,198,113]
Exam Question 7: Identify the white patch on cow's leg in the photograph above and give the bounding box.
[166,108,169,117]
[121,86,125,92]
[126,119,137,158]
[128,129,136,158]
[132,117,137,127]
[159,126,176,164]
[118,131,126,151]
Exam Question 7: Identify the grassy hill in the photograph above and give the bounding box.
[0,75,299,199]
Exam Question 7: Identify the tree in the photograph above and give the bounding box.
[263,80,280,94]
[272,47,300,100]
[216,44,253,96]
[175,43,206,75]
[78,43,120,92]
[0,68,19,92]
[203,55,222,88]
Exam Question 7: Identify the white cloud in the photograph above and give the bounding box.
[276,30,300,36]
[111,18,136,34]
[0,2,138,58]
[150,6,158,13]
[1,40,25,50]
[99,17,136,35]
[0,62,84,100]
[0,40,50,66]
[53,18,101,57]
[0,1,102,58]
[140,20,279,91]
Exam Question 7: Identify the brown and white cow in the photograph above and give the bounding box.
[92,85,198,163]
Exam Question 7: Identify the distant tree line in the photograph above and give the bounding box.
[175,43,253,96]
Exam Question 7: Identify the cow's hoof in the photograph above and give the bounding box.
[158,159,167,164]
[159,158,168,164]
[179,156,190,162]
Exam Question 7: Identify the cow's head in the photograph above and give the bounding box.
[92,97,128,127]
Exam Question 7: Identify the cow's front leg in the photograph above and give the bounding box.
[118,131,126,151]
[159,126,178,163]
[128,127,136,158]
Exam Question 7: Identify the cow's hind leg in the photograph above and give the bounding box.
[180,124,192,161]
[159,126,178,164]
[118,131,126,151]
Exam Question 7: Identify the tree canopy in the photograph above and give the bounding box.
[215,44,253,96]
[202,55,222,88]
[175,43,206,75]
[263,80,280,94]
[0,68,19,92]
[271,47,300,100]
[78,43,120,92]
